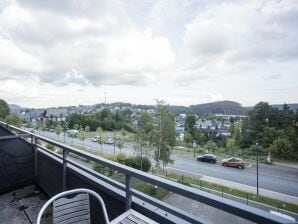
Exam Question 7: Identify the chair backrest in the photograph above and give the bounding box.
[37,188,110,224]
[53,193,91,224]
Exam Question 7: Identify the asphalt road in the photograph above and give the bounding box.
[36,130,298,197]
[169,154,298,197]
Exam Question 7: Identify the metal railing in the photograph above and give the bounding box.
[0,121,293,224]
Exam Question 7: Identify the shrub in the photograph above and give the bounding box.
[92,154,151,175]
[92,162,115,176]
[115,153,127,164]
[143,184,157,196]
[124,156,151,172]
[46,144,55,151]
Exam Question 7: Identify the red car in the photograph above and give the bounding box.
[222,157,245,169]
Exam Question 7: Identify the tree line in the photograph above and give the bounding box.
[239,102,298,160]
[184,102,298,161]
[67,108,135,132]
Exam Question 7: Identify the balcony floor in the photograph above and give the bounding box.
[0,185,47,224]
[164,193,254,224]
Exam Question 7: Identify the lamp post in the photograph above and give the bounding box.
[113,129,116,155]
[256,142,259,196]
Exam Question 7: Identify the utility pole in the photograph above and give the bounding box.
[256,142,259,196]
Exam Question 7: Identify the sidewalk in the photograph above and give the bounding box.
[167,167,298,205]
[274,162,298,169]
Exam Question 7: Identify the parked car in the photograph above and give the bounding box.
[222,157,245,169]
[197,154,217,164]
[104,137,114,144]
[91,136,99,142]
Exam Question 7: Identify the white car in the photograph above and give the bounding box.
[104,137,114,144]
[91,136,99,142]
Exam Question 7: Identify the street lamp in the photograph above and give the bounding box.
[256,142,259,195]
[113,129,116,155]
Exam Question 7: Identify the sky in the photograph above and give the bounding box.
[0,0,298,108]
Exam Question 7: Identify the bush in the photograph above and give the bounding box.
[46,144,55,151]
[92,162,115,176]
[92,154,151,175]
[124,156,151,172]
[143,184,157,196]
[115,153,127,164]
[204,140,218,153]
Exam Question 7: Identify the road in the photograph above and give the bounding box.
[169,155,298,197]
[36,130,298,197]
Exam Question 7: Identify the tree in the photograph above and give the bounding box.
[67,113,83,129]
[54,124,63,141]
[204,140,218,153]
[102,117,115,131]
[5,114,21,127]
[0,99,10,120]
[61,120,68,143]
[185,114,196,137]
[96,127,104,155]
[78,127,87,149]
[135,112,154,170]
[269,137,294,160]
[193,128,208,145]
[152,100,176,174]
[117,129,127,153]
[35,121,41,134]
[239,102,298,160]
[226,138,236,153]
[262,127,278,149]
[116,139,124,153]
[184,132,192,144]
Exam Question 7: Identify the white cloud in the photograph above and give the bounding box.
[0,37,41,76]
[0,0,297,107]
[0,0,174,87]
[179,0,298,82]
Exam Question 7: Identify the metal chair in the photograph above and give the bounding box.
[37,188,110,224]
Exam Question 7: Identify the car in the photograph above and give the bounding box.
[197,154,217,164]
[104,137,114,144]
[91,136,99,142]
[222,157,245,169]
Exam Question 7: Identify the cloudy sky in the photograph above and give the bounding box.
[0,0,297,108]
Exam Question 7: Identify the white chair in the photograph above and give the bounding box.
[37,188,109,224]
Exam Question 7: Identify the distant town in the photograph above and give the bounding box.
[8,100,298,144]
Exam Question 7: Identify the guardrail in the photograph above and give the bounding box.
[0,121,293,224]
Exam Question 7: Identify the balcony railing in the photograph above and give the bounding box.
[0,120,293,224]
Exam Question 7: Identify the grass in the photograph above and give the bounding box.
[111,173,169,200]
[167,173,298,213]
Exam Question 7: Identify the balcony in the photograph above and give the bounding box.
[0,121,294,224]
